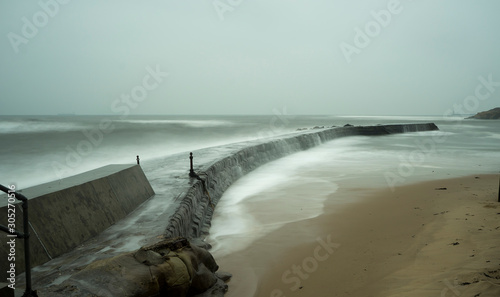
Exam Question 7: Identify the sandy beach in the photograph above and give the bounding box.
[214,174,500,297]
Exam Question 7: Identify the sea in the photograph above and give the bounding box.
[1,114,499,294]
[1,114,498,189]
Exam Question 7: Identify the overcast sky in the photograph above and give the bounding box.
[1,0,499,116]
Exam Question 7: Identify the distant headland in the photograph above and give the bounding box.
[467,107,500,119]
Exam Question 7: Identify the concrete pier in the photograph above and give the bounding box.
[0,164,155,278]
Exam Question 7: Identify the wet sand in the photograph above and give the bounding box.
[214,175,500,297]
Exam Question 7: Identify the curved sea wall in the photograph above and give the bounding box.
[164,123,439,239]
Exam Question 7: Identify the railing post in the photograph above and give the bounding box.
[189,152,195,177]
[22,198,33,297]
[0,184,37,297]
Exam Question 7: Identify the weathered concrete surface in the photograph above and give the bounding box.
[0,164,155,278]
[165,123,439,238]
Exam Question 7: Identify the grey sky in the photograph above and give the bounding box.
[1,0,499,116]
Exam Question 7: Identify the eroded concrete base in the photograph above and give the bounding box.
[37,238,230,297]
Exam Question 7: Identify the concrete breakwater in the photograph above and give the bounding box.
[0,164,155,278]
[165,123,439,239]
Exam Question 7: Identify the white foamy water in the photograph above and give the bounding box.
[113,119,234,128]
[207,122,500,259]
[0,120,86,134]
[207,137,369,257]
[0,115,292,188]
[208,174,339,256]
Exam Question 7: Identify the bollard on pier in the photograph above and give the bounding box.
[189,152,196,177]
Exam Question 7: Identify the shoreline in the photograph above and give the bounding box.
[214,174,500,297]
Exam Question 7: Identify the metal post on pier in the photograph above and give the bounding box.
[136,155,140,165]
[497,175,499,203]
[189,152,195,177]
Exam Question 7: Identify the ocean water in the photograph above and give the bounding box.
[1,114,499,205]
[0,114,300,188]
[4,114,496,189]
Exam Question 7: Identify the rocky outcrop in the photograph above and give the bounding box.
[38,238,230,297]
[165,123,439,239]
[467,107,500,119]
